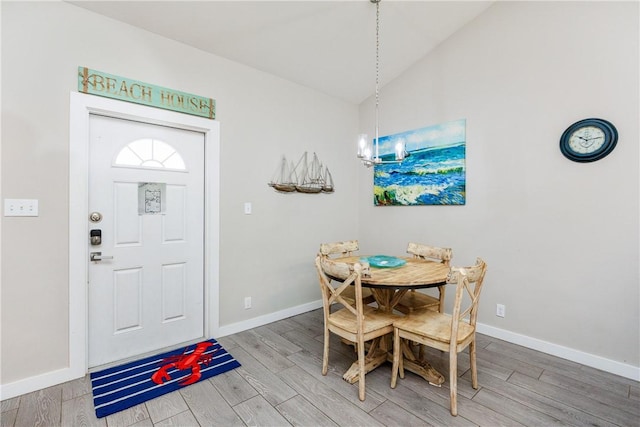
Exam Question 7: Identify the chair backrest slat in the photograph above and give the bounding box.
[407,242,452,266]
[448,258,487,328]
[320,240,359,257]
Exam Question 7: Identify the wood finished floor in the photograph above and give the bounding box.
[2,308,639,426]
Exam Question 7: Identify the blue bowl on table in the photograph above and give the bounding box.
[359,255,406,268]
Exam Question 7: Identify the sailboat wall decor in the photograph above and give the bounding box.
[268,152,334,194]
[322,166,334,193]
[268,156,297,192]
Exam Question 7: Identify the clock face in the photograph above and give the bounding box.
[560,119,617,162]
[568,126,605,154]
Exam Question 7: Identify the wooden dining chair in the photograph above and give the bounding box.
[315,255,397,401]
[390,258,487,416]
[395,242,452,314]
[319,240,375,306]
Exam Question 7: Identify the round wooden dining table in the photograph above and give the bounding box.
[335,255,450,386]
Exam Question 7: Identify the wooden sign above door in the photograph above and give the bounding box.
[77,67,215,119]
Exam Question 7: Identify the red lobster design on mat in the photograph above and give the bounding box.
[151,342,219,386]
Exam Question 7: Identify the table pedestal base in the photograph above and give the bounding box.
[399,338,444,385]
[342,347,387,384]
[401,359,444,386]
[341,338,444,386]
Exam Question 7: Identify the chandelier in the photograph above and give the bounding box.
[357,0,406,167]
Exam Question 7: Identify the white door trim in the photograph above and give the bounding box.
[69,91,220,378]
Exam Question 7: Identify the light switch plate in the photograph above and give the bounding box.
[4,199,39,217]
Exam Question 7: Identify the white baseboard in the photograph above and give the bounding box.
[217,300,323,338]
[3,302,637,401]
[0,367,84,401]
[476,322,640,381]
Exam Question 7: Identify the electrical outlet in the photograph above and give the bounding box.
[496,303,505,318]
[244,296,252,309]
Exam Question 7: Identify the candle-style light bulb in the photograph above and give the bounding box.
[357,134,368,158]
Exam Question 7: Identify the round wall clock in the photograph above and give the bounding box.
[559,118,618,162]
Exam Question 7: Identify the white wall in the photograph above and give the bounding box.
[358,1,639,369]
[1,1,358,386]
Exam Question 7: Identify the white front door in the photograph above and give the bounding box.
[88,114,205,368]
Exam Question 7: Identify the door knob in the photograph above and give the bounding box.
[90,252,113,262]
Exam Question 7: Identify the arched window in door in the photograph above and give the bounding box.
[114,138,186,170]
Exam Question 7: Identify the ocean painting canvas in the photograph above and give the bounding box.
[373,119,466,206]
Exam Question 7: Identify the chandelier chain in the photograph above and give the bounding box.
[358,0,403,167]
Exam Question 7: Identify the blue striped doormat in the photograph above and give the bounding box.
[90,339,240,418]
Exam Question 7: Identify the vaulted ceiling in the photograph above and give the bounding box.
[69,1,493,104]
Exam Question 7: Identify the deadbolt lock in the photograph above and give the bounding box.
[90,229,102,245]
[89,212,102,223]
